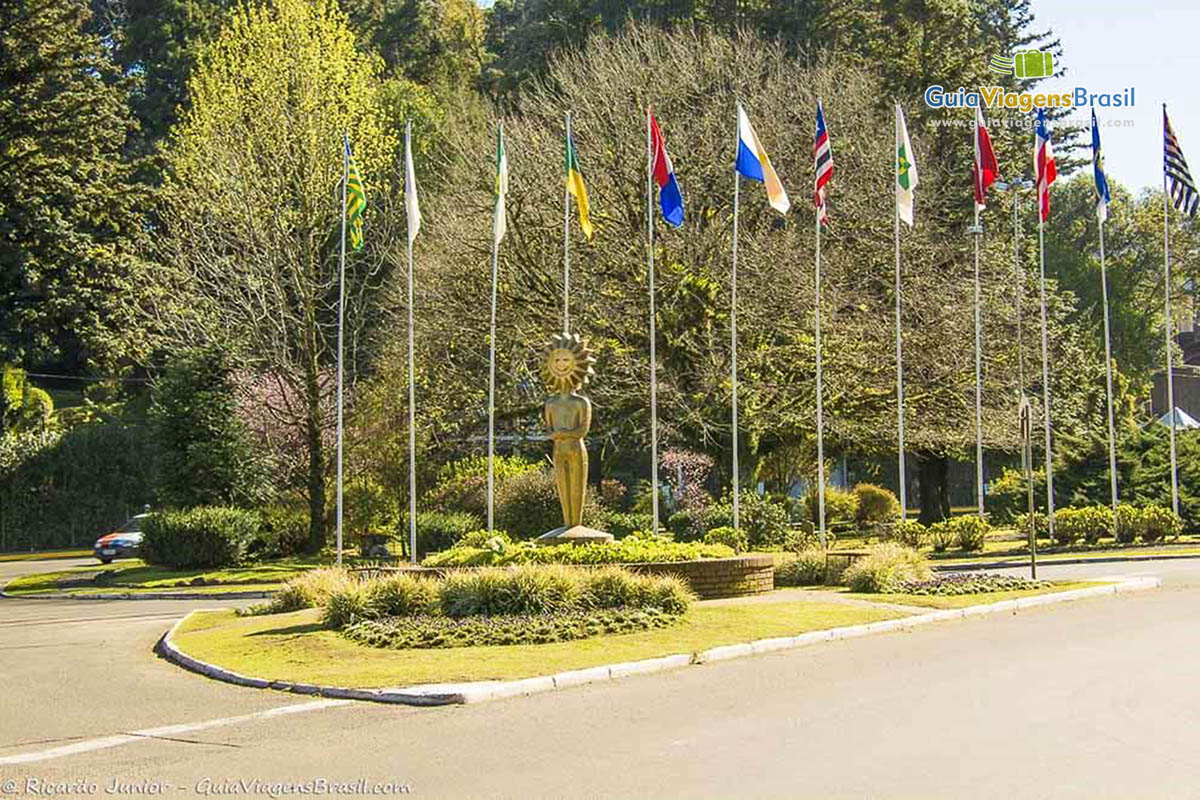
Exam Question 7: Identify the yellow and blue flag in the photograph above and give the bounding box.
[735,104,789,214]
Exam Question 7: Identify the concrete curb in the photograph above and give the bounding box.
[157,576,1161,707]
[933,551,1200,572]
[2,588,274,601]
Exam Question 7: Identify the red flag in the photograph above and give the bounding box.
[1034,110,1057,222]
[973,107,999,211]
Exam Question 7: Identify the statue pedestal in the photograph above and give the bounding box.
[536,525,614,545]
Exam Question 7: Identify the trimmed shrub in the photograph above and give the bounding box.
[254,504,309,559]
[704,526,748,553]
[599,511,654,539]
[365,573,436,617]
[343,608,679,649]
[1140,505,1183,542]
[422,536,733,568]
[1053,506,1113,546]
[927,521,955,553]
[890,520,927,549]
[854,483,900,527]
[1016,512,1050,540]
[804,485,859,529]
[949,516,989,552]
[667,507,706,542]
[141,506,262,568]
[775,549,826,587]
[841,543,931,593]
[415,511,482,557]
[494,467,603,538]
[699,492,789,548]
[1114,504,1141,543]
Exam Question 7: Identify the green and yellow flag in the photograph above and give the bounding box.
[565,131,593,239]
[345,136,367,251]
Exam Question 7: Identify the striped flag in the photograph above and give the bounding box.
[344,136,366,251]
[649,112,684,227]
[972,107,998,211]
[1164,107,1198,217]
[895,103,918,227]
[566,130,593,239]
[814,99,833,225]
[1092,109,1111,223]
[735,104,789,213]
[1034,109,1057,221]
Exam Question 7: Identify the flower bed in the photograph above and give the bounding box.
[895,573,1050,596]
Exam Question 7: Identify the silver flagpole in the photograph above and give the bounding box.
[1013,187,1025,394]
[647,107,661,535]
[893,103,907,523]
[972,192,985,520]
[730,108,741,533]
[406,121,418,564]
[815,186,827,548]
[563,112,572,334]
[336,133,347,566]
[487,122,502,534]
[1162,124,1180,516]
[1038,215,1055,537]
[1099,215,1119,511]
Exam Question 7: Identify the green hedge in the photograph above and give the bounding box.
[140,506,262,568]
[422,534,734,568]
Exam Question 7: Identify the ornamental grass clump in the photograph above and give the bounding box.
[239,567,355,616]
[322,581,372,629]
[841,543,930,593]
[437,565,583,618]
[775,549,826,587]
[365,573,437,617]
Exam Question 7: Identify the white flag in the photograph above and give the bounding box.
[405,121,421,243]
[896,103,918,227]
[493,123,508,246]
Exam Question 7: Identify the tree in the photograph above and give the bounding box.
[372,25,1106,526]
[0,0,149,371]
[151,347,262,508]
[150,0,408,551]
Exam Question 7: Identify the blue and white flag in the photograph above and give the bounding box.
[1091,109,1111,223]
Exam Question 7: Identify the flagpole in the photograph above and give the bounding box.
[336,133,347,567]
[814,184,827,549]
[1162,113,1180,516]
[730,109,741,533]
[1013,186,1025,395]
[487,122,502,534]
[1037,216,1056,537]
[646,107,661,535]
[405,120,418,564]
[893,104,907,524]
[972,194,985,521]
[1099,214,1119,511]
[563,112,572,334]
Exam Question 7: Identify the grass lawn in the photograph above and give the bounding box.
[171,600,910,688]
[3,557,325,595]
[0,548,93,562]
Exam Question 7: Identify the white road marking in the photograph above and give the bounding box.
[0,699,350,765]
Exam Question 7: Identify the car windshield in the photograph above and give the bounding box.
[118,517,143,533]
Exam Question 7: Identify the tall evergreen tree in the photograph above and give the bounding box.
[0,0,149,371]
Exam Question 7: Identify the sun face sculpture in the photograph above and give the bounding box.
[541,333,596,394]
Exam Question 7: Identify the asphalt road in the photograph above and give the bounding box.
[3,557,1199,799]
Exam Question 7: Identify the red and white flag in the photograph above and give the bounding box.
[1034,109,1057,221]
[972,107,999,212]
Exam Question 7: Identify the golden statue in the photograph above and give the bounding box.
[536,333,613,544]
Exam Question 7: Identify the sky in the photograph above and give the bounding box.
[1033,0,1200,193]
